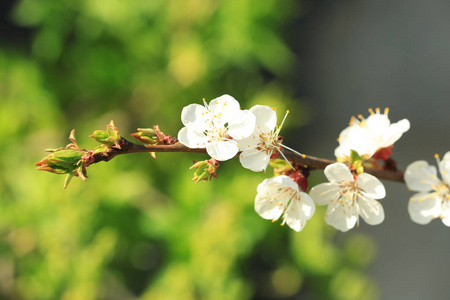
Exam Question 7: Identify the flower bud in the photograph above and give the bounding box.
[131,125,177,145]
[192,169,210,183]
[35,149,83,175]
[131,128,159,145]
[89,120,121,148]
[107,120,119,138]
[90,130,116,146]
[189,159,220,183]
[35,129,90,188]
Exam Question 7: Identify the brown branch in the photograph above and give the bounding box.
[87,137,405,183]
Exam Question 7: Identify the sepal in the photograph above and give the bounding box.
[349,149,364,174]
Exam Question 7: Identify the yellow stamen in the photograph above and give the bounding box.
[349,116,356,125]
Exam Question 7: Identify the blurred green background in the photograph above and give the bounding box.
[0,0,378,299]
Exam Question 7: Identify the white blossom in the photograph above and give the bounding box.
[405,152,450,226]
[178,95,256,161]
[255,175,315,232]
[309,163,386,232]
[335,108,410,160]
[238,105,303,172]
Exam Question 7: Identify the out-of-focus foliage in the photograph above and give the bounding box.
[0,0,378,299]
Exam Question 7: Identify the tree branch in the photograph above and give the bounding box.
[88,137,405,183]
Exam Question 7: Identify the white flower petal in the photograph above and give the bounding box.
[250,105,277,132]
[358,194,385,225]
[206,141,239,161]
[441,200,450,220]
[439,155,450,185]
[275,175,300,192]
[256,176,296,194]
[256,178,271,193]
[284,206,304,232]
[365,114,390,139]
[381,119,410,147]
[239,150,271,172]
[442,151,450,162]
[255,179,286,220]
[255,176,313,231]
[356,173,386,199]
[441,216,450,227]
[404,161,440,192]
[309,183,341,205]
[325,201,358,232]
[237,134,259,151]
[284,194,315,232]
[227,110,256,139]
[177,127,208,148]
[299,192,316,219]
[407,192,441,225]
[208,94,240,124]
[335,126,375,158]
[324,163,354,183]
[333,145,347,159]
[181,103,209,132]
[255,197,285,221]
[441,200,450,226]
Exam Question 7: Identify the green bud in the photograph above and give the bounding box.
[131,128,159,145]
[131,125,176,146]
[190,160,208,170]
[192,170,210,183]
[137,128,157,136]
[36,129,90,189]
[106,120,119,139]
[189,159,220,183]
[89,120,121,147]
[92,144,109,154]
[90,130,115,146]
[35,149,83,174]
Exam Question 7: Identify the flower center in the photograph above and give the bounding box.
[207,125,229,143]
[257,131,280,153]
[338,181,361,205]
[255,110,290,154]
[436,183,450,201]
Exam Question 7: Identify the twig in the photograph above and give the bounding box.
[87,137,405,183]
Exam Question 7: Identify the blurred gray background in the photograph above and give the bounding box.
[295,0,450,299]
